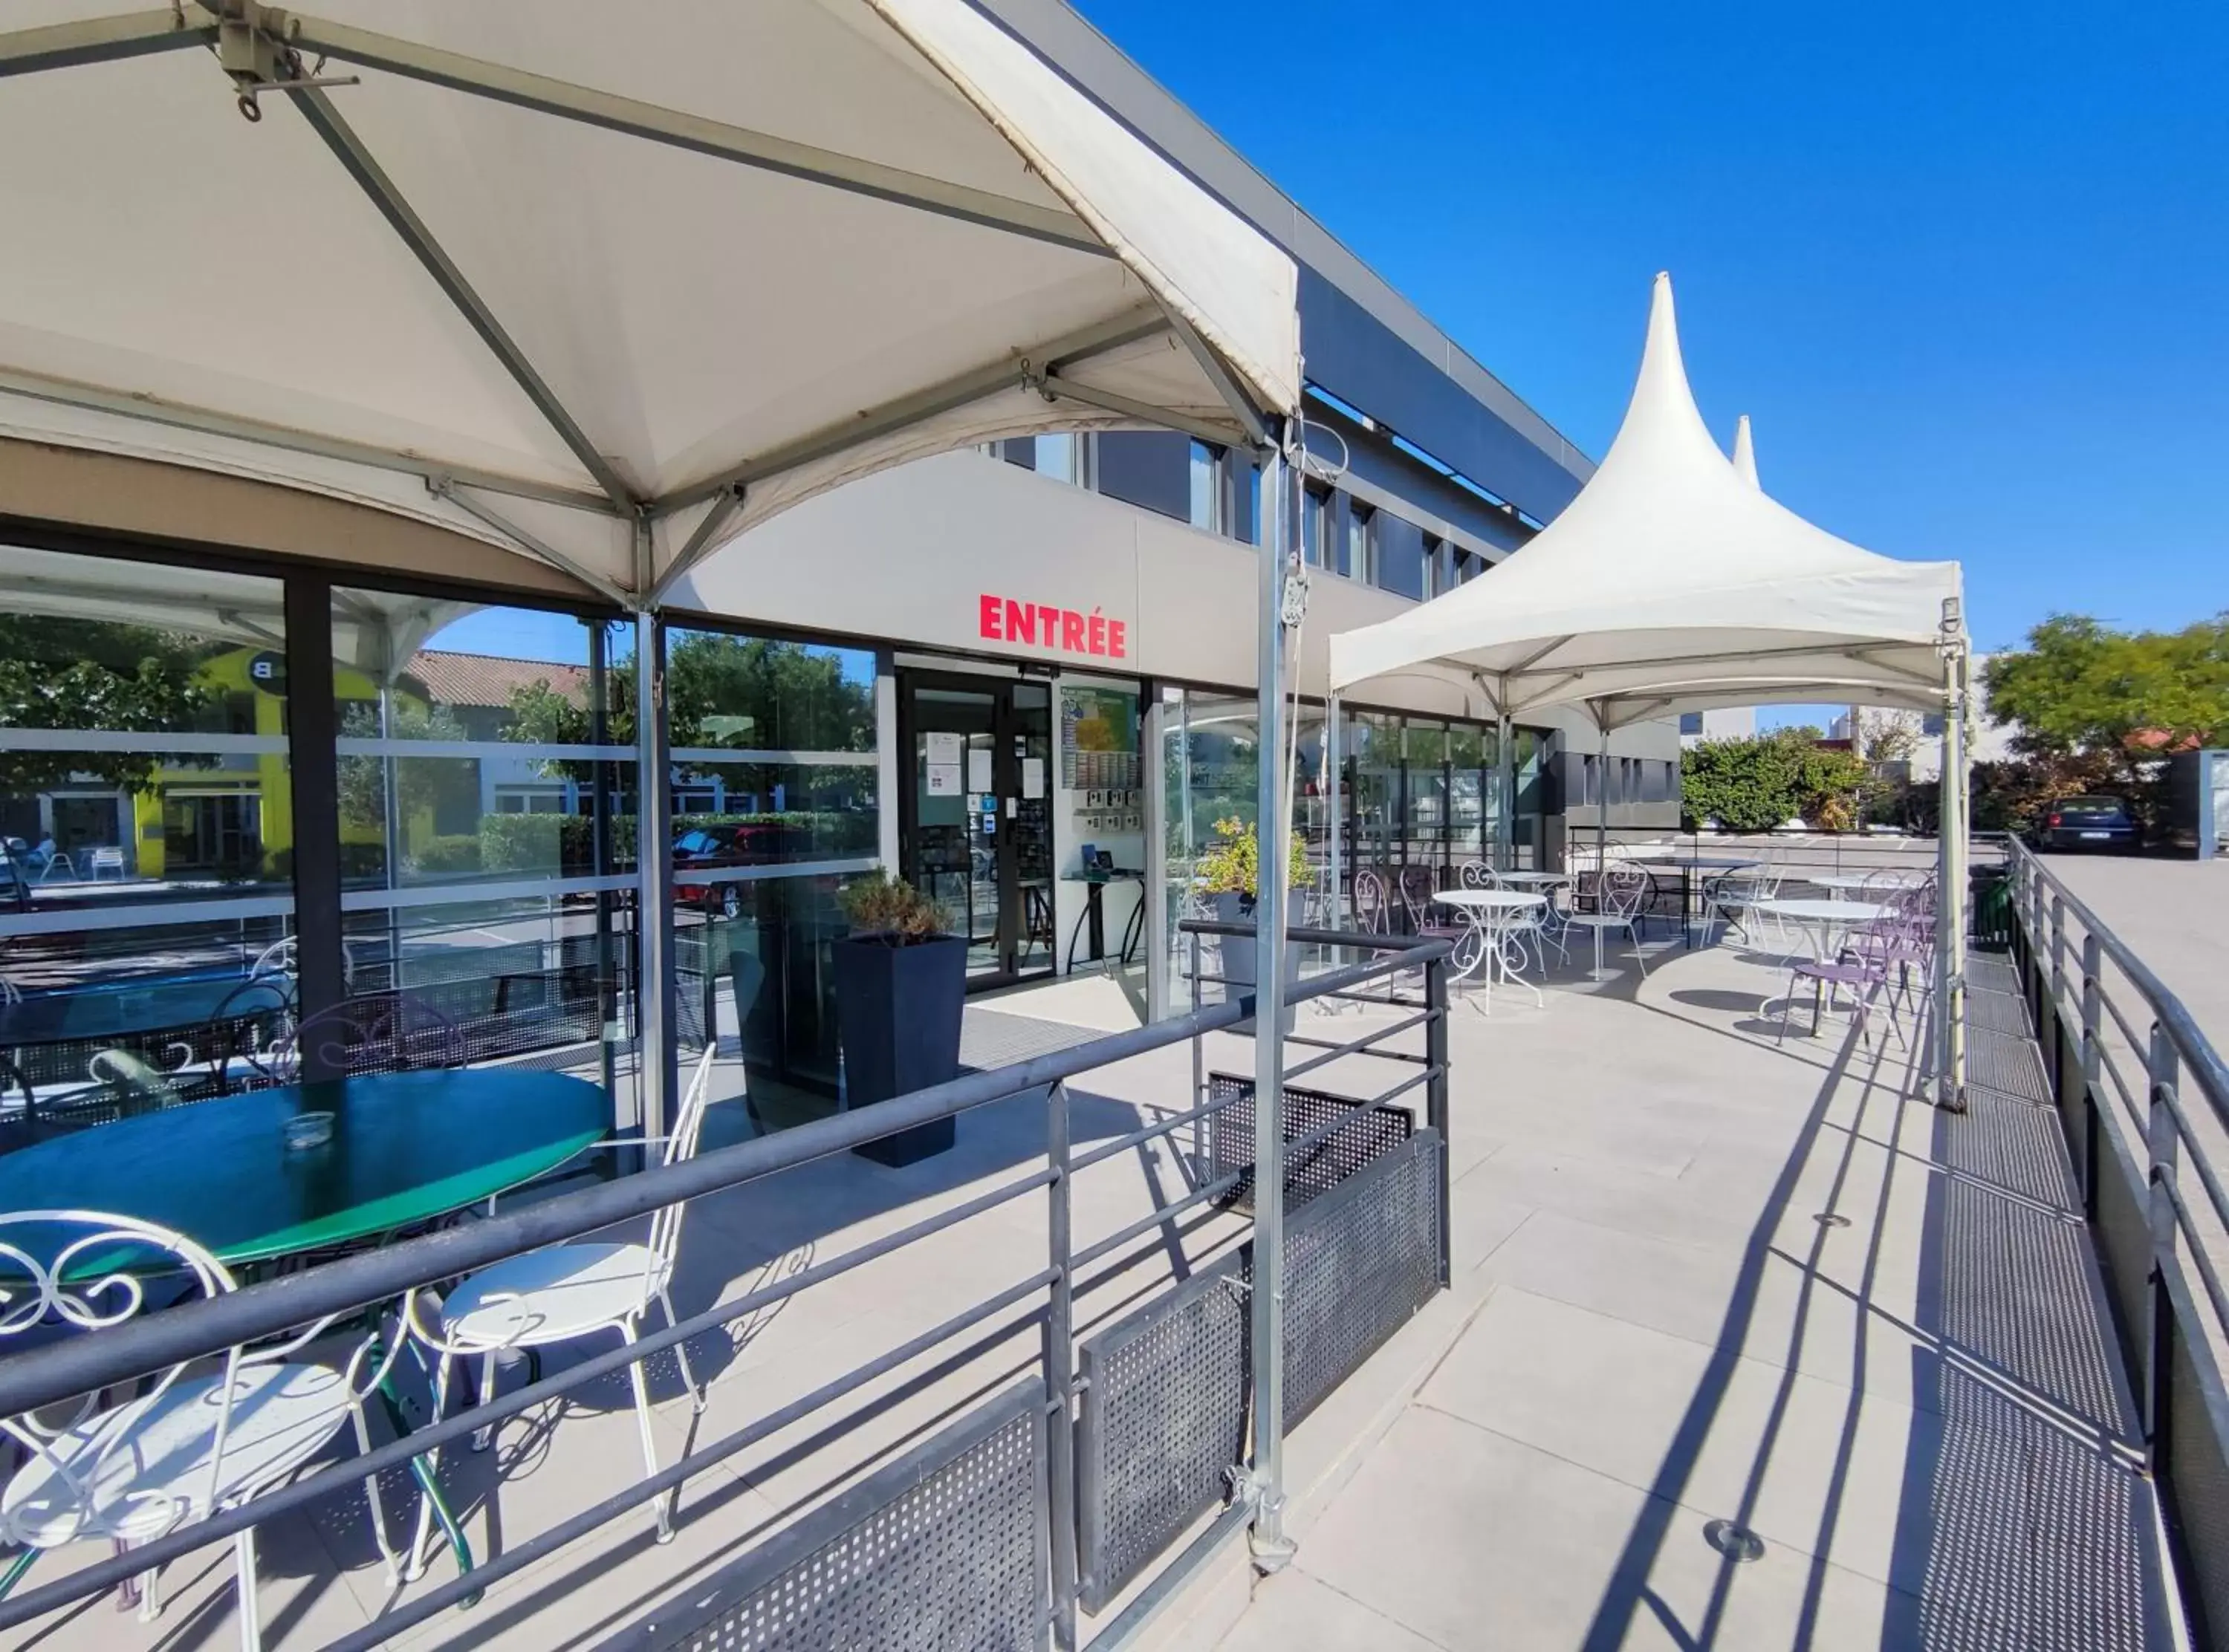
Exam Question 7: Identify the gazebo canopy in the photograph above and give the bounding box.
[0,0,1300,606]
[1327,273,1961,726]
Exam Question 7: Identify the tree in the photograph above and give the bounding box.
[503,634,875,781]
[1681,728,1869,833]
[1980,612,2229,827]
[0,616,220,796]
[1985,614,2229,785]
[336,700,474,832]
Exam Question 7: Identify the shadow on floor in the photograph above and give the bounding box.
[1572,969,2173,1650]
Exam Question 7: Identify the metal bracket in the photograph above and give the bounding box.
[212,1,358,120]
[1235,1469,1297,1573]
[1279,565,1311,630]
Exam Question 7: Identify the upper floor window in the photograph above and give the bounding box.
[1188,441,1224,534]
[1301,484,1331,568]
[1346,503,1376,584]
[1374,512,1427,601]
[1096,431,1191,522]
[1678,712,1704,735]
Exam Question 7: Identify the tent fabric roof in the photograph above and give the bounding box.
[0,0,1300,603]
[1327,274,1960,724]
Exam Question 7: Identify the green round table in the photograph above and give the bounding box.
[0,1069,610,1265]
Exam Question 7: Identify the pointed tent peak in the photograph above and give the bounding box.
[1733,414,1760,489]
[1598,271,1725,476]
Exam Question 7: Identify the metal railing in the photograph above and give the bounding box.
[2004,839,2229,1646]
[0,925,1450,1651]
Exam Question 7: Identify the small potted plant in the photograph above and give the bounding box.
[1195,815,1311,1032]
[831,871,964,1165]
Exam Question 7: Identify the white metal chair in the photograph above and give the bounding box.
[86,848,126,881]
[0,1212,406,1651]
[1566,860,1655,978]
[403,1044,719,1569]
[1701,867,1782,949]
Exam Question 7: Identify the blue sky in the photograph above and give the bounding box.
[1074,1,2228,658]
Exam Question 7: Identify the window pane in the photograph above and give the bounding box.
[664,625,884,1129]
[1375,513,1427,600]
[1189,441,1222,533]
[1301,486,1328,568]
[1345,504,1373,582]
[1036,433,1080,484]
[0,544,294,1128]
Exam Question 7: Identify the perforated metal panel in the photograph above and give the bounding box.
[613,1382,1048,1652]
[1970,1024,2053,1105]
[1075,1249,1249,1613]
[2165,1309,2229,1646]
[1076,1129,1444,1611]
[1282,1129,1443,1425]
[1203,1071,1412,1213]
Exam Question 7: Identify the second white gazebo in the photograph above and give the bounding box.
[1326,273,1974,1105]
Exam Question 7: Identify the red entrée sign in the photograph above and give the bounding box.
[979,595,1128,660]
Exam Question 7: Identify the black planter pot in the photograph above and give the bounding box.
[832,932,967,1165]
[1211,890,1300,1036]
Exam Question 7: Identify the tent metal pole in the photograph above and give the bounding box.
[652,310,1169,516]
[285,11,1109,255]
[1326,693,1343,929]
[1596,719,1610,878]
[289,85,638,513]
[1497,712,1516,870]
[0,8,215,77]
[1935,605,1968,1110]
[634,538,675,1148]
[1247,441,1295,1572]
[1946,644,1970,1108]
[0,364,622,518]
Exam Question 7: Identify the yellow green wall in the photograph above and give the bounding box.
[130,648,412,878]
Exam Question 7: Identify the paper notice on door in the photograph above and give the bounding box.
[1022,757,1045,799]
[925,762,961,796]
[968,749,993,793]
[926,731,962,765]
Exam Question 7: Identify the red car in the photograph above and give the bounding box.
[673,825,798,917]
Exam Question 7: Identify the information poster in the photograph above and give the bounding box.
[1060,686,1141,792]
[1022,756,1046,799]
[926,763,961,796]
[926,731,962,765]
[968,749,994,794]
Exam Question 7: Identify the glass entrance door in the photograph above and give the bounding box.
[901,673,1054,989]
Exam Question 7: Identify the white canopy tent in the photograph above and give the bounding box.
[0,10,1317,1078]
[0,2,1321,1573]
[1326,274,1973,1106]
[0,0,1299,604]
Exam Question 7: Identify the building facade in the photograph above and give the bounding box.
[0,1,1678,1134]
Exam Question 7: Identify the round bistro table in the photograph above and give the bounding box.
[0,1067,609,1266]
[0,1066,610,1588]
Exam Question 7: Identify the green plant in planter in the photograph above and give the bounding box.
[1194,815,1311,898]
[838,870,950,945]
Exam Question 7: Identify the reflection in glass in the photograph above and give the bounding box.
[0,544,296,1136]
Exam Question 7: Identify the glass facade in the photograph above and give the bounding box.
[1337,707,1551,895]
[1155,686,1554,1006]
[0,547,296,1113]
[0,542,640,1144]
[664,625,881,1131]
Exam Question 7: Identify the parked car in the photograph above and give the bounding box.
[2034,796,2141,853]
[673,823,799,916]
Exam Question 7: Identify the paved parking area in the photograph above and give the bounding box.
[2043,853,2229,1053]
